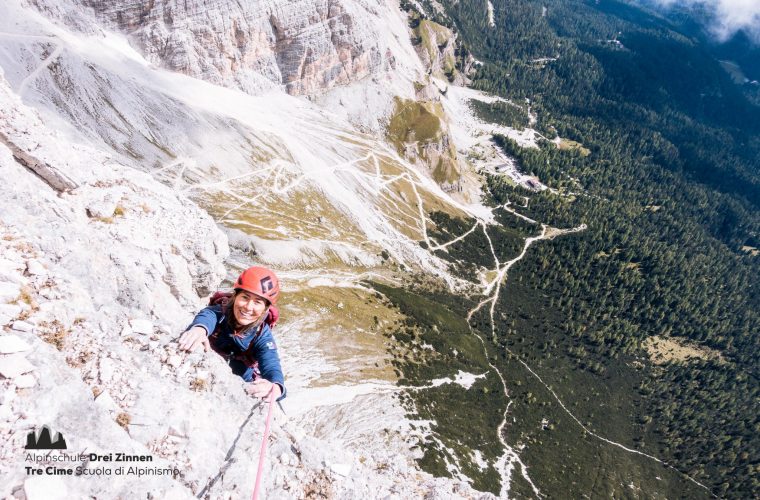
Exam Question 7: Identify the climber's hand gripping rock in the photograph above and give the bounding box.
[179,325,210,352]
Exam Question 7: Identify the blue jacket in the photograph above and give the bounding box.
[188,305,286,400]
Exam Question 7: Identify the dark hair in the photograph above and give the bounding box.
[225,289,269,337]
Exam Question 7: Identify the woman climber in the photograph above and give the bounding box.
[178,266,285,401]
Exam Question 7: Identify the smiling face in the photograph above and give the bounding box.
[233,290,268,327]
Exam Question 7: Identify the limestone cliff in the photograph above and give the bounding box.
[0,72,488,499]
[31,0,397,96]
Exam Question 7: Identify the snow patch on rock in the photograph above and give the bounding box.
[431,370,487,389]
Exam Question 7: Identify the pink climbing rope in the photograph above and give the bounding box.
[251,388,276,500]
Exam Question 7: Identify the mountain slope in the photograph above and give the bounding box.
[0,0,514,497]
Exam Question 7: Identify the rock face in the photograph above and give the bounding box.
[0,46,489,500]
[33,0,394,95]
[0,69,232,497]
[0,146,486,500]
[412,19,459,82]
[0,0,498,497]
[387,97,462,187]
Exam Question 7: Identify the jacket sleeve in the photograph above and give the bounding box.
[186,306,222,336]
[253,328,286,401]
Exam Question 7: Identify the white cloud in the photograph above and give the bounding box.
[650,0,760,42]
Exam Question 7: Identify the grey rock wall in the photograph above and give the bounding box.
[33,0,391,95]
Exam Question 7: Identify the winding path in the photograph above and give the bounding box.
[428,205,714,497]
[462,220,585,498]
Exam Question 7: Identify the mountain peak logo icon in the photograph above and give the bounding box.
[25,426,67,450]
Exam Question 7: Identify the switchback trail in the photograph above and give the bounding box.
[463,220,586,498]
[441,209,714,497]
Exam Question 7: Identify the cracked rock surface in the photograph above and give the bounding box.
[0,69,490,499]
[32,0,390,97]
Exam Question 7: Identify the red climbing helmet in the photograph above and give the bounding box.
[234,266,280,305]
